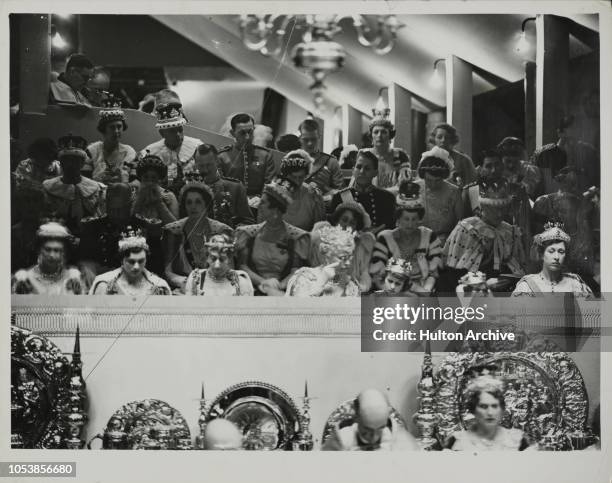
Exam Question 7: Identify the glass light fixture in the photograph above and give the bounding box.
[239,15,403,107]
[516,17,536,54]
[372,87,390,118]
[51,29,68,50]
[430,58,445,88]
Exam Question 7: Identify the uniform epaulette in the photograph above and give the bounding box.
[462,181,479,191]
[81,215,106,224]
[218,145,232,154]
[536,143,558,153]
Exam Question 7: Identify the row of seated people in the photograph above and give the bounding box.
[14,85,600,219]
[11,90,599,295]
[192,384,600,451]
[10,174,594,297]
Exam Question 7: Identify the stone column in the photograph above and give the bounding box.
[445,55,473,157]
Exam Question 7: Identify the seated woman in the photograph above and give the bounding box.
[268,149,325,231]
[235,177,310,296]
[131,152,179,226]
[84,97,137,184]
[12,222,83,295]
[286,224,360,297]
[445,376,532,451]
[370,180,442,293]
[375,258,417,296]
[311,201,375,292]
[163,181,233,292]
[13,138,61,192]
[512,222,593,296]
[185,233,254,296]
[89,227,171,295]
[456,271,491,296]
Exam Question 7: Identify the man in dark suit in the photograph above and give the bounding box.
[331,150,396,232]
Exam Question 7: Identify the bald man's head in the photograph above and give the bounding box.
[355,389,390,445]
[204,419,243,450]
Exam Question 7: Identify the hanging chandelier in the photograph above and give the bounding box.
[239,15,403,107]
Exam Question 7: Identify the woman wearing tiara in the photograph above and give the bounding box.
[163,180,233,292]
[185,233,254,296]
[310,201,375,292]
[369,180,442,293]
[84,96,137,184]
[89,227,171,295]
[364,116,411,190]
[12,222,84,295]
[512,222,593,296]
[445,375,532,451]
[285,224,360,297]
[376,258,418,296]
[235,177,310,295]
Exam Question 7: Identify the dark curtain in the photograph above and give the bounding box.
[261,88,286,141]
[472,80,525,166]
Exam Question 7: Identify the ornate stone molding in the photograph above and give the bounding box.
[12,295,600,338]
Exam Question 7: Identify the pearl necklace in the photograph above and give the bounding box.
[35,266,63,283]
[539,273,560,292]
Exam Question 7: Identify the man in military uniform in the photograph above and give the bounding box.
[192,143,254,227]
[298,118,344,196]
[217,113,276,207]
[79,183,164,279]
[330,150,396,232]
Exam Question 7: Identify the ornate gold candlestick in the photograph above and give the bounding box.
[295,380,314,451]
[195,383,210,450]
[413,340,438,450]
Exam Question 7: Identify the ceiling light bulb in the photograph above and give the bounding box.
[516,31,529,53]
[52,31,67,49]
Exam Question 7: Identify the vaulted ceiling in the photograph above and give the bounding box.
[153,14,598,121]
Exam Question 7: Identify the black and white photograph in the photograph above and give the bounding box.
[4,3,610,483]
